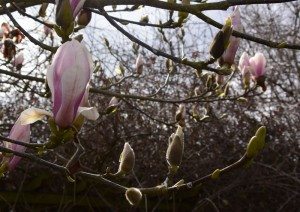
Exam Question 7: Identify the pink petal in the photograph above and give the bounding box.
[7,116,30,171]
[249,53,266,77]
[48,40,93,128]
[70,0,86,17]
[238,52,250,71]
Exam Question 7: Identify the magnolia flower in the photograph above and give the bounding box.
[249,53,267,79]
[11,52,24,70]
[55,0,86,28]
[239,52,267,90]
[2,117,30,171]
[135,54,144,75]
[219,6,242,66]
[18,40,99,128]
[239,52,252,89]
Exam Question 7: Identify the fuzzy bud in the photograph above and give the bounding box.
[125,188,142,206]
[166,126,184,170]
[255,126,266,151]
[135,54,144,75]
[118,142,135,174]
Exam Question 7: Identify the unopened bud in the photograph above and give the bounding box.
[125,188,142,206]
[166,59,174,73]
[175,104,185,126]
[140,15,149,23]
[77,9,92,26]
[255,126,266,151]
[118,142,135,174]
[55,0,74,29]
[209,18,233,59]
[211,169,221,179]
[106,97,119,114]
[115,62,125,75]
[246,136,259,158]
[135,54,144,75]
[166,127,184,169]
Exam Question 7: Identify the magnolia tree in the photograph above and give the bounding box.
[0,0,299,210]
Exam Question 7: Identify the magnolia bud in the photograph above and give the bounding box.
[135,54,144,75]
[106,97,119,114]
[140,15,149,23]
[166,126,184,170]
[209,18,233,59]
[55,0,74,29]
[125,188,142,206]
[118,142,135,174]
[211,169,221,179]
[175,104,186,127]
[165,59,174,73]
[246,136,259,158]
[255,126,266,151]
[77,9,92,26]
[166,135,183,170]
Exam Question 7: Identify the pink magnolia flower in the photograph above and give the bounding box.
[238,52,251,75]
[3,117,30,171]
[47,39,96,127]
[219,6,242,66]
[249,53,267,78]
[239,52,267,90]
[17,40,99,128]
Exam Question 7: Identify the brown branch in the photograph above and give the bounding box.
[2,1,57,52]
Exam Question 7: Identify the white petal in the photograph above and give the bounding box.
[18,108,52,125]
[78,107,99,120]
